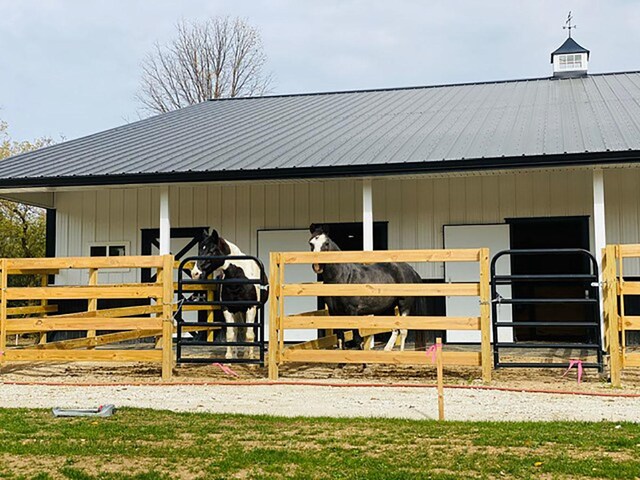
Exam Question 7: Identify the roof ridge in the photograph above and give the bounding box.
[208,70,640,102]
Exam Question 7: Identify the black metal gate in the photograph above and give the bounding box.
[491,249,603,371]
[176,255,268,365]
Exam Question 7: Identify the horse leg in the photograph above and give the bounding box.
[384,302,410,351]
[244,306,257,359]
[364,335,375,350]
[398,303,411,351]
[384,330,399,351]
[224,309,237,359]
[399,328,408,351]
[352,329,364,349]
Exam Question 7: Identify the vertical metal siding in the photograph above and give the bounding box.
[54,169,640,284]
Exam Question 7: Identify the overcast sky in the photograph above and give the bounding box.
[1,0,639,142]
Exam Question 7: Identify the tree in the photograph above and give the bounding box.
[137,17,273,114]
[0,121,53,262]
[1,120,53,159]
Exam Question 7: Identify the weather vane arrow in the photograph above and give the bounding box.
[563,11,576,38]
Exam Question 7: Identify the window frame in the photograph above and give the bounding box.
[557,53,585,71]
[88,241,131,273]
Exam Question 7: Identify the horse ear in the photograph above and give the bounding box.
[309,223,325,235]
[208,229,219,244]
[322,224,330,235]
[218,237,232,255]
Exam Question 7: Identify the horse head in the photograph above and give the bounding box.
[308,224,339,274]
[191,229,231,279]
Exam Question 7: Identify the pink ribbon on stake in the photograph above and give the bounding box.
[562,359,584,384]
[212,362,239,377]
[426,343,442,364]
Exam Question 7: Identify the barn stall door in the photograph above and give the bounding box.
[258,229,318,342]
[444,224,512,343]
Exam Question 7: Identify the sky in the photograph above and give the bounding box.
[1,0,639,142]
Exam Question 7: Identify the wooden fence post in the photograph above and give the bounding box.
[86,268,98,348]
[206,286,215,343]
[436,336,444,421]
[161,254,174,381]
[278,253,285,364]
[268,252,280,380]
[0,259,7,368]
[38,274,49,345]
[479,248,492,383]
[603,245,621,387]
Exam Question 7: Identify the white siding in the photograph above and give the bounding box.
[54,168,640,283]
[604,169,640,274]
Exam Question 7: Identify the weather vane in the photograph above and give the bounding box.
[563,11,576,38]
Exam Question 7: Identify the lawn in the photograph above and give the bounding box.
[0,408,639,479]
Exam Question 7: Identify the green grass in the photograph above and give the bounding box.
[0,408,639,479]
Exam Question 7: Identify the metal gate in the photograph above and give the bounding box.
[176,255,268,365]
[491,249,603,371]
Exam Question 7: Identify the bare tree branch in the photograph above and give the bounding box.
[137,17,273,115]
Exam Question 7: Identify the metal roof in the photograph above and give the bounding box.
[550,37,590,62]
[2,71,640,188]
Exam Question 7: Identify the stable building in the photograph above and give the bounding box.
[2,34,640,346]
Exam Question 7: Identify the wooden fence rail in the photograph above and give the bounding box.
[268,248,492,383]
[0,255,175,380]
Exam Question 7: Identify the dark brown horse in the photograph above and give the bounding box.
[308,224,428,350]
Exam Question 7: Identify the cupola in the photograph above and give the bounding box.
[551,12,589,78]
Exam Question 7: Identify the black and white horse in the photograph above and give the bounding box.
[308,224,428,351]
[191,229,266,359]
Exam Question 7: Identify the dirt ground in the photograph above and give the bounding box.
[2,338,638,393]
[2,356,640,395]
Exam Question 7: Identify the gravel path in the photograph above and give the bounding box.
[1,383,639,422]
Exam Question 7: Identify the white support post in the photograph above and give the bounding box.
[362,179,373,251]
[159,185,171,255]
[593,169,606,345]
[593,169,606,271]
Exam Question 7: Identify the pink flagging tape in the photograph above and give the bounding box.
[426,343,442,364]
[212,362,239,377]
[562,359,584,384]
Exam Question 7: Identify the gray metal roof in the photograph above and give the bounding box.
[2,71,640,188]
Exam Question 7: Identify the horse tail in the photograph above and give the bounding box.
[406,267,428,317]
[409,294,429,317]
[260,270,270,304]
[407,268,438,346]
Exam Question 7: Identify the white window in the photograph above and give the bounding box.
[558,54,584,70]
[89,242,129,257]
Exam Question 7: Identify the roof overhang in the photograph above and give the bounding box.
[0,191,55,208]
[1,150,639,192]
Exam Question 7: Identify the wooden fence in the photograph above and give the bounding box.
[602,244,640,387]
[0,255,175,379]
[268,248,492,382]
